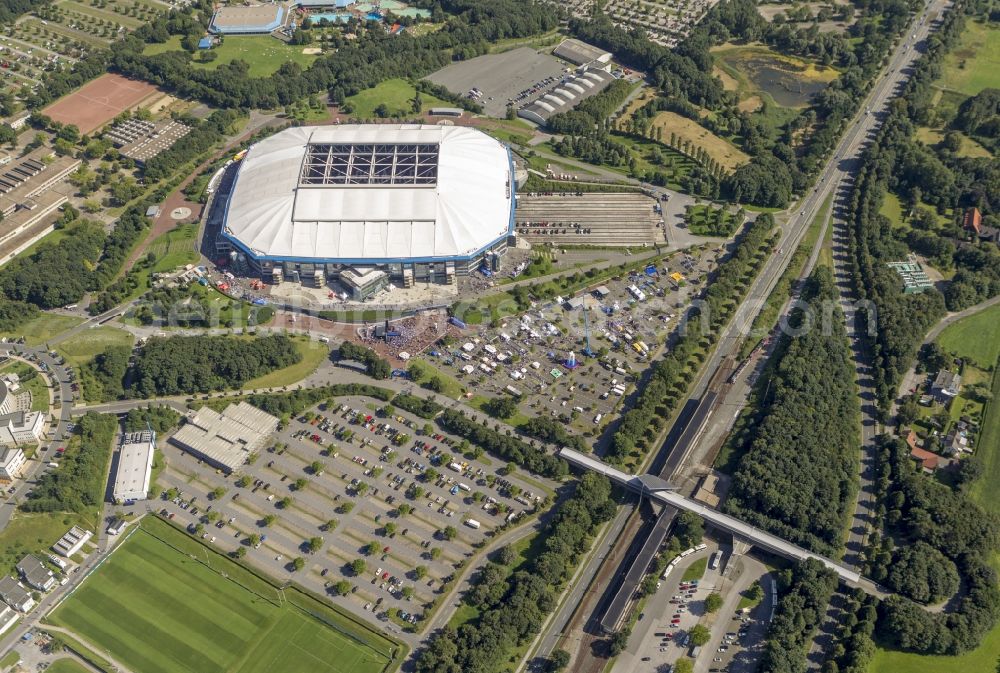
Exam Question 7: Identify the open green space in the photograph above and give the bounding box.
[684,203,744,236]
[343,78,449,118]
[45,659,92,673]
[50,516,398,673]
[914,127,992,158]
[244,336,328,389]
[939,19,1000,96]
[870,618,1000,673]
[681,558,707,582]
[144,36,319,77]
[146,223,199,273]
[57,327,135,367]
[0,313,83,346]
[967,366,1000,517]
[407,358,463,399]
[936,302,1000,369]
[0,510,93,575]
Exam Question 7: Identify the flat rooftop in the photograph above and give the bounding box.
[170,402,278,472]
[112,431,154,501]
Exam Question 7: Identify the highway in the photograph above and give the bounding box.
[529,2,952,666]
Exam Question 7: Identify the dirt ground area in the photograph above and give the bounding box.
[42,73,159,133]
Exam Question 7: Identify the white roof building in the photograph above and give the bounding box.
[220,125,515,265]
[0,446,25,481]
[0,604,18,635]
[169,402,278,473]
[553,39,612,66]
[52,526,93,558]
[112,431,155,503]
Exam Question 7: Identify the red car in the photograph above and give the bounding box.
[670,619,681,625]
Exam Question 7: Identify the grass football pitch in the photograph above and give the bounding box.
[50,519,395,673]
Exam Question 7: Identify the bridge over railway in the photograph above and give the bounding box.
[559,448,888,598]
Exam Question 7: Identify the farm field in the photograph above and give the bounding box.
[50,517,398,673]
[938,19,1000,95]
[649,111,750,171]
[145,36,318,77]
[344,78,450,118]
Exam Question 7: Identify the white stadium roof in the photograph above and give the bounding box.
[222,124,515,263]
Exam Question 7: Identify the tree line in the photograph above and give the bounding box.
[759,559,838,673]
[871,436,1000,653]
[724,267,859,557]
[845,0,996,413]
[546,79,636,135]
[436,408,568,480]
[415,472,615,673]
[607,214,775,464]
[336,342,392,380]
[86,334,302,398]
[21,413,117,514]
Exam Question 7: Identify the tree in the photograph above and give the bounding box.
[338,502,355,514]
[401,586,415,600]
[236,475,251,488]
[673,660,694,673]
[307,536,324,553]
[496,545,516,566]
[414,565,427,580]
[351,558,367,575]
[548,649,570,671]
[309,460,325,475]
[705,592,723,613]
[442,525,457,541]
[232,546,247,559]
[262,514,276,527]
[323,518,339,532]
[397,503,413,517]
[384,522,398,537]
[689,624,711,647]
[278,496,292,509]
[248,534,261,547]
[430,547,442,560]
[746,580,764,602]
[333,580,352,596]
[293,478,307,491]
[608,628,630,656]
[292,557,305,571]
[365,541,381,556]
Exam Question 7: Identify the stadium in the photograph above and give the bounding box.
[217,124,516,298]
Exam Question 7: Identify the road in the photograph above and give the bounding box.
[530,2,951,665]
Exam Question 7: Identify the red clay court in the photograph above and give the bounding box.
[43,73,159,134]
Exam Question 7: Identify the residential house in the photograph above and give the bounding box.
[0,576,34,612]
[16,555,54,592]
[931,370,961,400]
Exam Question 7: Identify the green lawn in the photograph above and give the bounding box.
[145,36,319,77]
[0,510,94,575]
[344,78,449,118]
[147,223,199,273]
[939,19,1000,96]
[50,517,397,673]
[684,204,743,237]
[0,651,20,669]
[936,303,1000,369]
[870,619,1000,673]
[57,327,135,367]
[45,659,92,673]
[0,313,83,346]
[244,336,328,389]
[407,358,464,399]
[681,558,707,582]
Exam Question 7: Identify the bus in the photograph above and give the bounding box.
[709,550,723,570]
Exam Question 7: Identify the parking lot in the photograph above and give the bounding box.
[615,545,773,673]
[154,395,559,631]
[417,246,718,445]
[424,47,571,117]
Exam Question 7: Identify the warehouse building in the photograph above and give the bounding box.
[517,68,617,126]
[170,402,279,473]
[112,431,155,503]
[216,124,516,288]
[553,38,612,67]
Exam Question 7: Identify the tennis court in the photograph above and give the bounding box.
[43,73,159,134]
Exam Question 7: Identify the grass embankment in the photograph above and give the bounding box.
[0,313,83,346]
[681,558,707,582]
